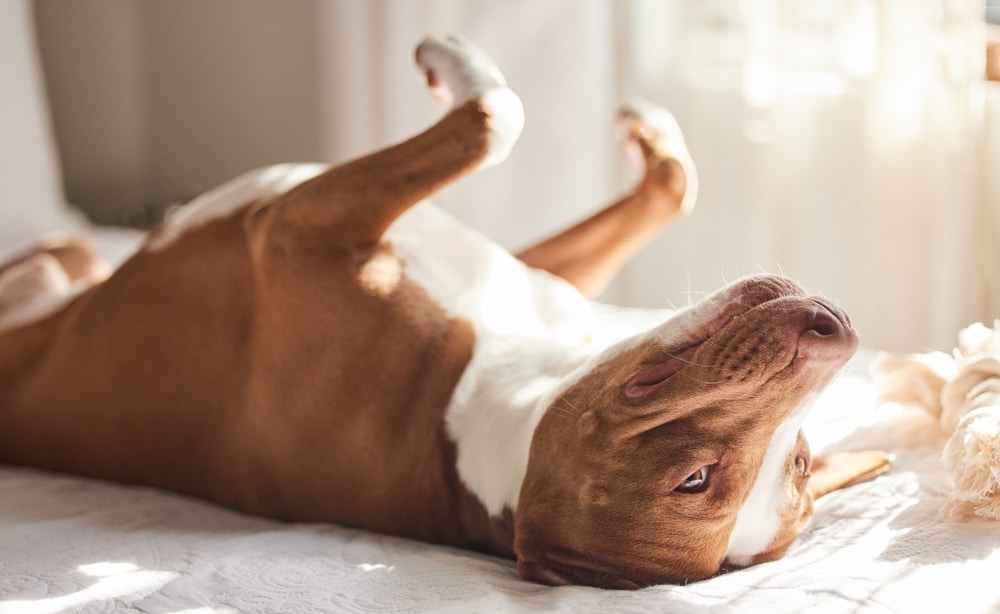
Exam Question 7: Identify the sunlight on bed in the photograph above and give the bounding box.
[0,562,176,614]
[356,562,396,573]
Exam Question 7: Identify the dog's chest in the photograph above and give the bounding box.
[385,203,594,344]
[381,204,604,517]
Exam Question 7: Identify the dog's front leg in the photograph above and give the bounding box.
[517,101,697,298]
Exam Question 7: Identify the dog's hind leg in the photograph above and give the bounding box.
[253,36,523,252]
[516,100,697,299]
[0,237,110,331]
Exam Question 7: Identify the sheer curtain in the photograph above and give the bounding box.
[618,0,996,353]
[315,0,996,353]
[316,0,621,253]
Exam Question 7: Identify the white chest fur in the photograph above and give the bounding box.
[386,204,598,517]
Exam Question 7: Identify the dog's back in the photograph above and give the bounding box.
[0,181,529,554]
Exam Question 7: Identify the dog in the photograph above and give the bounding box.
[0,36,889,589]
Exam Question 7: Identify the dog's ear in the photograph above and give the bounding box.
[809,450,892,499]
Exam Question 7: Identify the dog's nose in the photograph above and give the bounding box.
[797,301,856,359]
[809,307,840,337]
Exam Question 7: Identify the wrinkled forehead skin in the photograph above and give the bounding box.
[514,276,858,589]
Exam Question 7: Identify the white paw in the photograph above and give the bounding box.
[618,99,698,214]
[416,36,507,105]
[0,254,73,332]
[415,36,524,170]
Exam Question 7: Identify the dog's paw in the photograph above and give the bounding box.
[415,36,507,105]
[0,254,74,332]
[415,36,524,170]
[618,99,698,216]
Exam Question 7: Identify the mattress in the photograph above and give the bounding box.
[2,229,999,614]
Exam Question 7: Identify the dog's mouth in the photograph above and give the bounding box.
[624,343,701,399]
[625,276,854,398]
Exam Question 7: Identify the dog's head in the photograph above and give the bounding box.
[514,275,885,588]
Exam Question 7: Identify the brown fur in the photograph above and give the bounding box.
[0,102,516,556]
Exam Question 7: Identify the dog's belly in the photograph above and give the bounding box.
[388,203,595,342]
[0,213,261,495]
[0,190,587,545]
[143,163,596,346]
[0,164,597,544]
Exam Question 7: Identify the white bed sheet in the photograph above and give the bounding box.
[2,229,1000,614]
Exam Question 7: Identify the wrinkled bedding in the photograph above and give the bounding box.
[2,229,999,614]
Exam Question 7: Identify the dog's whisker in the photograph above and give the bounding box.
[676,371,729,385]
[547,401,580,422]
[654,348,717,369]
[686,268,692,309]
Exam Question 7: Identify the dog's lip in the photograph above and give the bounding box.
[693,279,813,345]
[624,344,701,398]
[626,280,837,398]
[626,288,803,399]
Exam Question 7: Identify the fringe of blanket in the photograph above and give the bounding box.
[873,321,1000,521]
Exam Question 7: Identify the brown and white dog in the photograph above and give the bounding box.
[0,37,888,589]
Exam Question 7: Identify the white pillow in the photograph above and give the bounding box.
[0,0,81,245]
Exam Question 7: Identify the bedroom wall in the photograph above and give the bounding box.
[32,0,148,225]
[33,0,323,226]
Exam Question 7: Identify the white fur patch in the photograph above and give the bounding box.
[387,204,595,516]
[146,163,329,252]
[415,37,524,171]
[445,337,588,516]
[477,87,525,170]
[725,397,815,564]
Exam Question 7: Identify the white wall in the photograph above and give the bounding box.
[33,0,323,225]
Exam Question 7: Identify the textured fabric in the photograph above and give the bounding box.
[875,321,1000,521]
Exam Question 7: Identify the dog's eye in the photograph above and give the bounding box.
[676,467,709,493]
[795,456,808,476]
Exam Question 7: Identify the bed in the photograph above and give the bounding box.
[2,271,999,613]
[5,4,1000,613]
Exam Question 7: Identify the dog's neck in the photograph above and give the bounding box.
[446,335,594,518]
[385,204,614,522]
